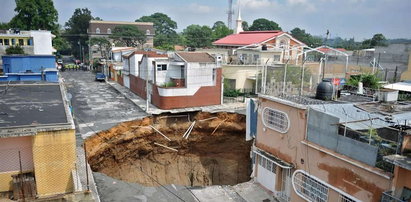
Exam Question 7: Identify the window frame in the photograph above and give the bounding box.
[96,28,100,34]
[156,64,167,71]
[262,107,290,133]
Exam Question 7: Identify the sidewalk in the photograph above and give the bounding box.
[107,80,246,115]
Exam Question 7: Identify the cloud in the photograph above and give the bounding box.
[240,0,277,10]
[286,0,317,12]
[188,3,214,14]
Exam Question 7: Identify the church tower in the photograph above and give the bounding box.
[234,0,243,34]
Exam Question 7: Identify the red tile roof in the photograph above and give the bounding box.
[213,30,284,46]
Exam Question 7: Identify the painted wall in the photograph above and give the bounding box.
[222,65,258,90]
[30,31,54,55]
[256,96,391,202]
[0,136,33,192]
[392,166,411,198]
[2,55,56,73]
[32,129,76,196]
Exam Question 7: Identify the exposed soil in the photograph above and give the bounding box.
[85,112,252,187]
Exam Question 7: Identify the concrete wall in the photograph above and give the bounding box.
[2,55,56,73]
[307,108,378,166]
[30,31,54,55]
[400,53,411,81]
[392,166,411,198]
[256,96,391,202]
[32,129,76,196]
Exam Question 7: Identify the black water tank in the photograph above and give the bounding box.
[316,79,334,100]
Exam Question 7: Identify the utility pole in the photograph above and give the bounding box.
[145,62,150,113]
[394,66,398,83]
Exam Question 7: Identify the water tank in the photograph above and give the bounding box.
[316,79,334,100]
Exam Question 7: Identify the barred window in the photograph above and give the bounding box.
[339,194,356,202]
[262,107,289,133]
[257,154,276,174]
[293,171,329,202]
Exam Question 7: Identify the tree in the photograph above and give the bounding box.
[9,0,58,33]
[6,46,25,55]
[0,22,10,30]
[371,33,387,47]
[212,21,225,30]
[211,21,233,40]
[183,25,212,48]
[110,25,147,48]
[65,8,99,58]
[136,13,178,47]
[249,18,281,31]
[136,12,177,35]
[242,21,249,31]
[53,36,71,55]
[89,37,111,59]
[290,27,322,47]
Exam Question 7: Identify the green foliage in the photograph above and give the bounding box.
[0,22,10,29]
[9,0,59,33]
[242,21,249,31]
[224,89,242,97]
[361,33,387,49]
[6,46,25,55]
[211,21,233,40]
[162,81,176,88]
[183,25,212,48]
[290,27,322,47]
[156,44,175,51]
[89,37,111,58]
[136,12,178,47]
[249,18,281,31]
[347,74,381,89]
[110,25,147,48]
[65,8,97,58]
[53,36,71,55]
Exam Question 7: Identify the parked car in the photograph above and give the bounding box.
[95,73,106,81]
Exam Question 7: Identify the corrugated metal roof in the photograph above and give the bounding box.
[310,104,391,130]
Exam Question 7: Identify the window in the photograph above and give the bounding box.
[292,171,329,202]
[157,64,167,71]
[107,28,111,34]
[11,39,16,45]
[27,39,32,46]
[0,39,3,45]
[339,194,356,202]
[4,39,9,45]
[146,29,150,35]
[96,28,100,34]
[18,39,24,45]
[262,107,290,133]
[273,55,281,61]
[257,155,277,174]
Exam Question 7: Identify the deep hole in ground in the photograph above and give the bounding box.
[85,112,252,187]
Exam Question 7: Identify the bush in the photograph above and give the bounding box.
[224,89,242,97]
[5,46,25,55]
[162,81,176,87]
[347,73,381,89]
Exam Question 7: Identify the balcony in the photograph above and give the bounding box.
[381,191,406,202]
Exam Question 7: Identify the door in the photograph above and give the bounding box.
[123,75,130,89]
[256,154,276,193]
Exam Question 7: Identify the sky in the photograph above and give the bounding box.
[0,0,410,41]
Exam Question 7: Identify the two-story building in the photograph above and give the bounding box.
[0,29,55,56]
[88,20,154,60]
[121,51,222,109]
[252,88,410,201]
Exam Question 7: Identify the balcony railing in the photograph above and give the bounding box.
[381,191,406,202]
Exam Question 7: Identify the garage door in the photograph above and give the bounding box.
[256,154,277,193]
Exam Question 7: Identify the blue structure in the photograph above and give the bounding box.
[2,55,56,73]
[0,55,58,82]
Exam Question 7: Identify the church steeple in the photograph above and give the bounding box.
[235,0,243,34]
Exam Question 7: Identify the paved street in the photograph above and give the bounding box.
[61,71,147,142]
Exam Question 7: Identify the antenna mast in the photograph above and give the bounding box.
[227,0,234,29]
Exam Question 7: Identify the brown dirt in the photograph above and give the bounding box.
[85,112,252,187]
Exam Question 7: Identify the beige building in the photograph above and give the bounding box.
[400,53,411,81]
[0,83,77,199]
[252,91,410,202]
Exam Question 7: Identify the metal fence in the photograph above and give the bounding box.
[381,191,406,202]
[0,144,93,201]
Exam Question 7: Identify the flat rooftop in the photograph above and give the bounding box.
[0,83,71,133]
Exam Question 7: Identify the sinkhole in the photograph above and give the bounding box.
[85,112,252,187]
